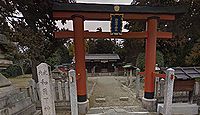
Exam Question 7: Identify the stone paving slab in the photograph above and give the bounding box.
[120,97,129,101]
[95,98,106,103]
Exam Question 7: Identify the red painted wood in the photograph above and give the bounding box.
[144,17,158,94]
[73,16,87,96]
[54,31,172,39]
[53,12,175,21]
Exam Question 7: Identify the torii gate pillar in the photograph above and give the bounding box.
[73,15,89,114]
[144,16,158,99]
[142,16,158,111]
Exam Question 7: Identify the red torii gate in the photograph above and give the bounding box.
[53,3,185,112]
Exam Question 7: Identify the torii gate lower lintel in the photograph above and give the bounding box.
[53,3,185,112]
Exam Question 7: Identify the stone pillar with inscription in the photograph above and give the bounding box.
[37,63,56,115]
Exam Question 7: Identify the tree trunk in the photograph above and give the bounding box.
[31,59,40,83]
[19,65,25,75]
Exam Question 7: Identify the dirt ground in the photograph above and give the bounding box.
[8,74,32,88]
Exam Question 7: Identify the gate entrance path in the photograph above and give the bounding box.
[87,76,155,114]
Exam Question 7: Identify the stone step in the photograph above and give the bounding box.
[33,110,42,115]
[0,103,39,115]
[157,103,199,115]
[0,96,8,109]
[0,86,20,98]
[87,111,156,115]
[0,108,9,115]
[7,92,27,105]
[14,104,37,115]
[0,91,26,109]
[87,106,150,115]
[8,97,32,114]
[86,112,158,115]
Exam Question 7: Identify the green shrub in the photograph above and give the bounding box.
[1,65,22,77]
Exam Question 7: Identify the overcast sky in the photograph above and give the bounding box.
[57,0,133,32]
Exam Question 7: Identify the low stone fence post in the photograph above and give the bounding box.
[51,79,56,101]
[163,68,175,115]
[129,69,133,86]
[159,78,165,97]
[58,81,63,101]
[28,79,38,102]
[136,68,140,98]
[68,69,78,115]
[65,81,70,101]
[155,77,160,96]
[194,82,199,96]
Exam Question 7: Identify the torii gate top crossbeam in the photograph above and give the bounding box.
[53,3,186,21]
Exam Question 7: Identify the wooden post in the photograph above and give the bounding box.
[73,15,87,102]
[163,68,175,115]
[144,16,158,99]
[37,63,56,115]
[69,69,78,115]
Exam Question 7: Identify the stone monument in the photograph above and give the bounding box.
[0,34,40,115]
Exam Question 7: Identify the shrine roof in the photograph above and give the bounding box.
[85,54,120,60]
[163,67,200,80]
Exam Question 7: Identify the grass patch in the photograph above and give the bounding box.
[196,78,200,82]
[8,74,32,88]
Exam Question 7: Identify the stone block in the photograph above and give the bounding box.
[8,97,32,114]
[78,99,89,115]
[7,92,26,105]
[33,110,42,115]
[14,104,36,115]
[157,103,199,115]
[0,86,19,98]
[0,73,11,87]
[0,97,8,109]
[142,97,157,112]
[0,108,9,115]
[95,98,106,103]
[119,97,129,101]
